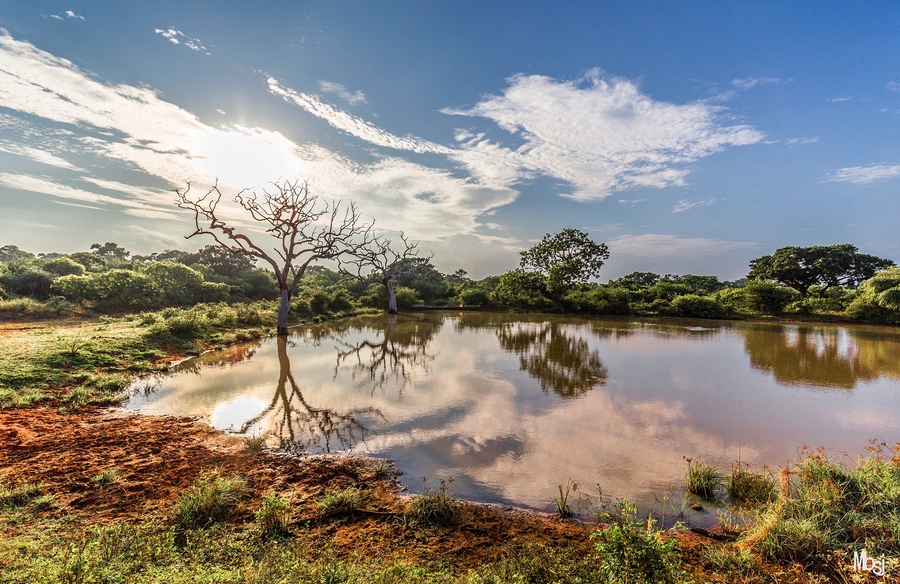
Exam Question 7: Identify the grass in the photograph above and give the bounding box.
[316,487,366,517]
[551,479,578,518]
[0,481,43,510]
[409,479,462,526]
[726,462,777,505]
[254,493,291,538]
[684,457,724,499]
[90,468,120,489]
[171,471,246,529]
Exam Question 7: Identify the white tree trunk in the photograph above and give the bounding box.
[386,280,398,314]
[277,288,290,336]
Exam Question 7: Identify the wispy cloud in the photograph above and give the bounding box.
[0,32,516,243]
[608,234,756,257]
[731,77,786,91]
[672,198,716,213]
[785,136,819,146]
[887,82,900,93]
[824,164,900,184]
[43,11,84,21]
[268,78,448,154]
[0,142,83,170]
[444,70,764,200]
[319,80,367,105]
[154,28,209,54]
[828,96,853,102]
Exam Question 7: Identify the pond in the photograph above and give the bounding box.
[127,312,900,523]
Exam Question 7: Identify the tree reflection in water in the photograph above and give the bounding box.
[237,336,384,452]
[332,314,437,394]
[496,320,608,398]
[743,325,900,389]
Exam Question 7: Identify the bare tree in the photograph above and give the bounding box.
[338,232,430,314]
[176,179,372,335]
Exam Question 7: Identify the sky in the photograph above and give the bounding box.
[0,1,898,280]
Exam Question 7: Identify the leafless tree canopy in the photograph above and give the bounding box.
[175,178,373,334]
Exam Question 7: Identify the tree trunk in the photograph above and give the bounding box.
[277,288,290,336]
[386,280,398,314]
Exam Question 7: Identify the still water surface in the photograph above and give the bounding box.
[127,312,900,519]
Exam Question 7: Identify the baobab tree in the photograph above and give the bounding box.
[337,232,431,314]
[176,179,372,335]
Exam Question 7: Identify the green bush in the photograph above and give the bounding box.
[42,256,86,277]
[492,269,551,310]
[745,279,798,314]
[0,268,54,299]
[846,267,900,323]
[561,286,631,315]
[667,294,730,318]
[591,501,686,584]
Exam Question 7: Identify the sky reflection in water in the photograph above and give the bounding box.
[127,313,900,519]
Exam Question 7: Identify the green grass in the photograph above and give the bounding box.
[726,462,777,505]
[684,458,724,499]
[254,493,291,538]
[409,480,462,527]
[171,471,246,529]
[742,445,900,575]
[90,468,120,489]
[0,481,43,510]
[316,487,366,517]
[241,433,268,452]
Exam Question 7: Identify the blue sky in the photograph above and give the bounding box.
[1,1,898,279]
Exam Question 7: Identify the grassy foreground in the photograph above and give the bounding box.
[1,306,898,582]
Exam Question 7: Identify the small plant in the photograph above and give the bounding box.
[172,470,245,528]
[591,500,686,584]
[241,432,268,452]
[551,479,579,518]
[317,487,366,517]
[684,457,723,498]
[409,479,461,526]
[726,462,777,504]
[0,481,43,510]
[91,468,120,489]
[703,545,762,578]
[255,493,291,537]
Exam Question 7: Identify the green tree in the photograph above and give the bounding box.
[846,267,900,323]
[42,256,86,277]
[745,279,798,314]
[0,245,34,264]
[493,269,550,309]
[185,245,256,277]
[90,242,131,261]
[748,244,894,298]
[519,228,609,298]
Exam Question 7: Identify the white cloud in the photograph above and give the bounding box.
[268,78,448,154]
[731,77,785,91]
[444,71,764,200]
[154,28,209,54]
[0,32,517,245]
[785,137,819,146]
[887,82,900,93]
[65,11,84,20]
[828,96,853,102]
[824,164,900,184]
[0,142,83,170]
[608,234,756,257]
[318,80,367,105]
[672,198,716,213]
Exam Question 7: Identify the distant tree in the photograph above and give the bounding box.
[666,274,726,295]
[42,256,86,277]
[609,272,661,289]
[338,232,428,314]
[748,244,894,298]
[185,244,256,277]
[90,242,131,261]
[0,245,34,265]
[449,269,470,284]
[176,179,372,335]
[520,229,609,297]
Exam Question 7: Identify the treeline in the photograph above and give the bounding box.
[2,237,899,325]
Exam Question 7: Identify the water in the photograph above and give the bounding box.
[127,312,900,522]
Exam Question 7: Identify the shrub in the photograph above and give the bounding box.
[42,256,86,277]
[0,268,54,299]
[562,286,631,315]
[846,267,900,323]
[745,279,798,314]
[492,269,551,310]
[409,480,461,526]
[591,500,685,584]
[667,294,730,319]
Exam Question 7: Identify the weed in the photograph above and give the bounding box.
[255,493,291,538]
[727,462,776,505]
[241,432,268,452]
[591,500,686,584]
[684,457,723,498]
[409,479,461,526]
[702,545,762,578]
[551,479,579,518]
[90,468,120,489]
[172,470,245,528]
